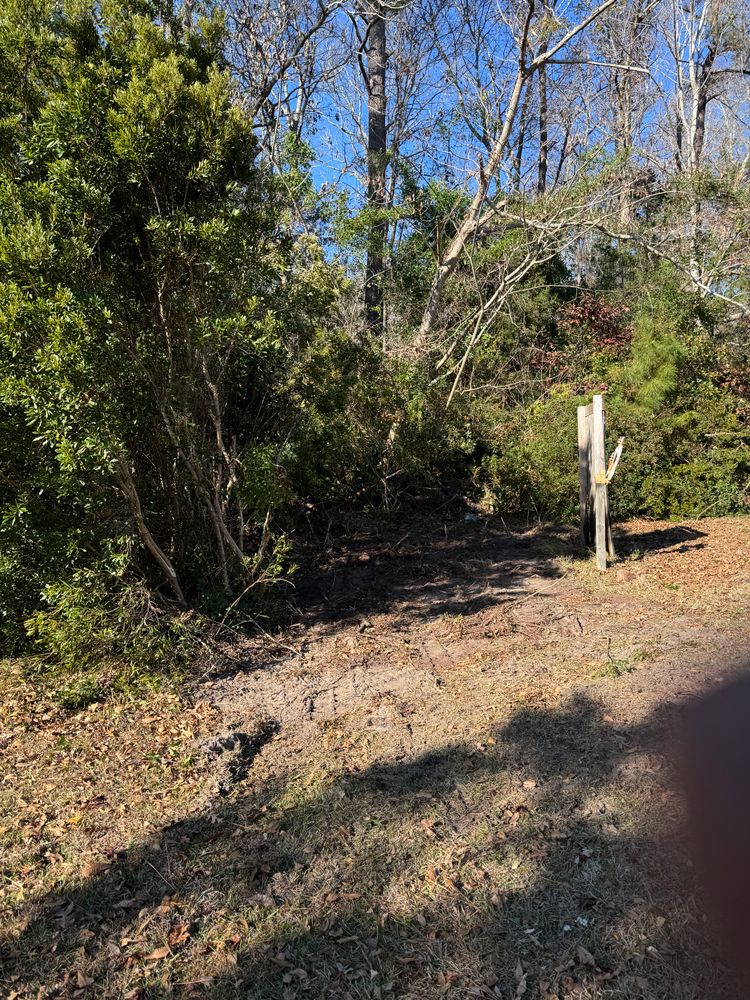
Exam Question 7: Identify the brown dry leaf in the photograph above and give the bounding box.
[272,952,294,967]
[81,860,110,878]
[76,971,94,987]
[576,945,596,967]
[143,945,171,961]
[539,981,561,1000]
[514,959,527,997]
[523,779,537,790]
[595,969,618,983]
[437,970,459,986]
[167,922,190,948]
[66,813,84,826]
[425,866,438,884]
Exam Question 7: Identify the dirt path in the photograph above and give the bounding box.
[3,513,750,999]
[205,514,750,765]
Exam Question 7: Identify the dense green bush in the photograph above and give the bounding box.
[0,0,343,685]
[476,388,580,522]
[25,556,201,707]
[475,293,750,522]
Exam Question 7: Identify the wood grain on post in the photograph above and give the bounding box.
[605,493,616,559]
[586,410,596,547]
[592,394,607,571]
[603,410,616,559]
[577,405,589,547]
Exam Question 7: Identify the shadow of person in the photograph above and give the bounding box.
[685,674,750,985]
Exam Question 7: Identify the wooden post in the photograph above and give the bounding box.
[592,394,607,571]
[577,405,590,547]
[587,412,596,547]
[605,436,624,560]
[578,396,622,569]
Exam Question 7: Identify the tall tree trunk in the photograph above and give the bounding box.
[692,81,709,171]
[617,109,634,226]
[613,0,651,225]
[615,64,635,226]
[537,61,548,195]
[365,4,388,337]
[687,42,716,287]
[512,85,532,192]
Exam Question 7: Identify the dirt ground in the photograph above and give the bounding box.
[3,510,750,999]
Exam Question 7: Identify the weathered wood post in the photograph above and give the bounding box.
[577,402,592,547]
[592,394,607,571]
[577,394,623,571]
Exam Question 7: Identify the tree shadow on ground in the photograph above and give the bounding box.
[213,516,710,684]
[286,518,583,638]
[285,514,710,645]
[613,524,708,559]
[1,690,743,999]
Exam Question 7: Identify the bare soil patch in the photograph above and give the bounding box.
[2,512,750,998]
